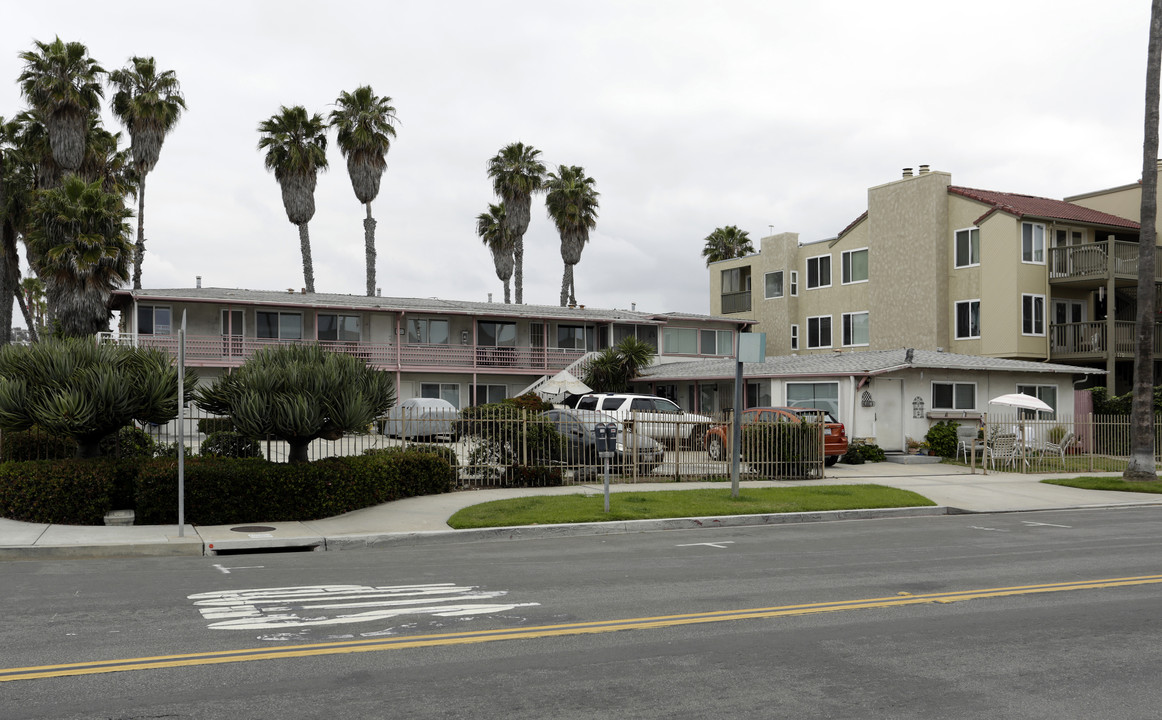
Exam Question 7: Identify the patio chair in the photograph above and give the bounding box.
[955,425,978,462]
[988,433,1019,470]
[1041,432,1075,461]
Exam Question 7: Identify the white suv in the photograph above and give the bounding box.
[573,393,712,448]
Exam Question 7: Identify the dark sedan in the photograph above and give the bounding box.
[542,408,664,476]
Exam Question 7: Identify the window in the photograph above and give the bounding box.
[842,311,869,346]
[806,255,831,289]
[932,382,976,410]
[764,271,784,299]
[841,248,868,284]
[786,381,839,417]
[721,267,751,293]
[613,324,658,350]
[473,384,507,405]
[317,314,361,342]
[421,382,460,408]
[478,321,516,346]
[137,305,171,335]
[557,324,593,350]
[745,381,772,409]
[955,228,980,268]
[807,315,832,349]
[257,311,302,340]
[1022,294,1045,335]
[700,329,733,355]
[1016,384,1057,418]
[790,324,799,350]
[955,300,980,339]
[1022,222,1045,263]
[790,271,798,296]
[408,318,449,344]
[663,327,699,354]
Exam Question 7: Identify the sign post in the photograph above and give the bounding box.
[595,422,617,512]
[177,310,187,537]
[732,333,767,498]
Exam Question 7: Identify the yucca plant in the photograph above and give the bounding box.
[194,344,395,463]
[0,338,196,458]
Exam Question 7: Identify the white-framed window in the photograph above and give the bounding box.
[408,318,449,344]
[806,255,831,289]
[790,271,799,296]
[764,271,784,299]
[318,314,361,342]
[472,384,507,405]
[842,311,869,347]
[557,324,594,350]
[841,248,868,284]
[955,227,980,268]
[478,321,517,347]
[1022,222,1046,264]
[955,299,980,339]
[421,382,460,408]
[1022,294,1046,335]
[613,324,658,350]
[790,324,799,350]
[786,381,840,417]
[807,315,832,349]
[1016,384,1057,418]
[932,381,976,410]
[137,305,172,335]
[700,329,733,355]
[663,327,699,355]
[257,310,302,340]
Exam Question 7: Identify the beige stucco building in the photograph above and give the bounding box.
[710,167,1152,395]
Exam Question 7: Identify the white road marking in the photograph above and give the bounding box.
[676,541,736,549]
[212,564,265,574]
[188,583,539,631]
[968,526,1010,532]
[1022,521,1072,528]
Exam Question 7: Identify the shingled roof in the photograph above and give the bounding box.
[948,186,1140,230]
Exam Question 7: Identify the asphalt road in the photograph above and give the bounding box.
[4,506,1162,719]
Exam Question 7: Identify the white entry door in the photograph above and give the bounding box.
[873,377,904,452]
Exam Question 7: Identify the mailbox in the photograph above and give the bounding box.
[594,422,617,457]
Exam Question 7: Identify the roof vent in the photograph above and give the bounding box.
[902,167,914,178]
[287,288,294,294]
[918,164,930,174]
[301,288,306,294]
[196,275,202,289]
[376,287,382,296]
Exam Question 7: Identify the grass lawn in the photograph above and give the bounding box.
[447,484,935,529]
[1043,476,1162,494]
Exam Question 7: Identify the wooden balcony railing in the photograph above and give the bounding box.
[1049,320,1162,359]
[720,290,752,314]
[97,333,587,374]
[1049,240,1162,282]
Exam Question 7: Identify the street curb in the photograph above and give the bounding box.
[322,505,953,551]
[0,541,205,561]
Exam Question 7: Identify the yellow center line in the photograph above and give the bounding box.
[5,573,1162,683]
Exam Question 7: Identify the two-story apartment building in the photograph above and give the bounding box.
[710,166,1151,394]
[107,287,751,410]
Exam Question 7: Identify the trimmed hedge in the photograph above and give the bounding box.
[740,422,821,479]
[0,458,141,524]
[135,451,454,525]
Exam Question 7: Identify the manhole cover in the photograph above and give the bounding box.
[230,525,277,533]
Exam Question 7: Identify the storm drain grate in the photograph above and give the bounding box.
[230,525,277,533]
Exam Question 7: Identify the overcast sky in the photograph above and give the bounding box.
[1,1,1156,319]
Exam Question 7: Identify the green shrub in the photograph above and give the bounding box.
[739,422,821,479]
[502,393,552,413]
[924,421,959,458]
[99,426,157,459]
[0,426,77,461]
[365,444,458,468]
[200,431,263,459]
[0,458,140,524]
[197,417,235,435]
[843,441,885,464]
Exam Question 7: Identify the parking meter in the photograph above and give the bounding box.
[594,423,617,512]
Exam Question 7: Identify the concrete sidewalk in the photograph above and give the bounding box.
[1,462,1158,560]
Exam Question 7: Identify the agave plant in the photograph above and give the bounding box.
[194,344,396,463]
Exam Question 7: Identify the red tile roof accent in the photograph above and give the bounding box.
[948,186,1140,230]
[837,210,868,239]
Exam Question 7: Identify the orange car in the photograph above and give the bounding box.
[705,406,849,466]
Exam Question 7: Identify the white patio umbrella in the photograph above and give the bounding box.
[536,370,591,400]
[988,393,1053,412]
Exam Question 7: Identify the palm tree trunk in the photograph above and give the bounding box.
[14,286,37,343]
[560,264,569,307]
[504,278,511,304]
[298,222,315,293]
[0,227,17,345]
[364,202,377,297]
[133,174,146,290]
[1126,0,1162,481]
[514,238,523,304]
[569,266,577,307]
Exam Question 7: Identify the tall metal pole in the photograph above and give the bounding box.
[731,337,743,498]
[177,311,186,536]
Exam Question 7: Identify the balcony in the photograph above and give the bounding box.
[1049,240,1162,289]
[720,291,752,314]
[97,333,587,375]
[1048,321,1162,361]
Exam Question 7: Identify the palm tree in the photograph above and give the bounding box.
[24,174,132,338]
[701,226,755,265]
[109,56,186,290]
[17,37,105,175]
[258,106,328,293]
[329,86,397,297]
[1126,0,1162,481]
[476,202,513,303]
[487,142,545,304]
[545,165,599,307]
[0,116,29,345]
